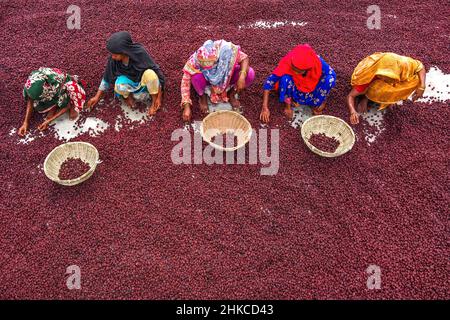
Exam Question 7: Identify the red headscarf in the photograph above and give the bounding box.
[273,44,322,93]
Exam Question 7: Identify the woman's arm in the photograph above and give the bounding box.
[347,87,365,125]
[38,105,70,131]
[87,89,105,110]
[260,90,271,123]
[87,79,108,109]
[180,73,194,122]
[413,67,427,101]
[180,73,192,107]
[259,74,281,123]
[18,98,34,136]
[236,57,249,93]
[418,67,426,88]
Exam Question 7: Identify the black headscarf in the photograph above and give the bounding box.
[103,31,165,89]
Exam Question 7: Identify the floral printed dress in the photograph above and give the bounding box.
[263,57,336,108]
[23,67,82,113]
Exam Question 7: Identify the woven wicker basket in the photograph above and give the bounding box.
[301,115,355,157]
[44,142,99,186]
[200,110,252,151]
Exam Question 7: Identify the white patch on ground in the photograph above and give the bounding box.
[418,66,450,103]
[18,132,42,144]
[11,94,156,144]
[386,14,397,18]
[113,95,153,130]
[205,89,243,113]
[10,127,44,144]
[119,102,149,123]
[239,20,307,30]
[79,117,109,136]
[11,113,110,144]
[290,106,313,129]
[208,101,232,113]
[361,108,386,145]
[191,121,201,134]
[114,115,124,132]
[52,113,110,141]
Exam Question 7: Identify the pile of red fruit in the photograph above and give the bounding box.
[58,158,91,180]
[308,133,340,153]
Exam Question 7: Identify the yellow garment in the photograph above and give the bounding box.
[114,69,160,98]
[351,52,424,109]
[141,69,160,95]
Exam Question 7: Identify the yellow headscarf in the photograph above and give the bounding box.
[351,52,424,109]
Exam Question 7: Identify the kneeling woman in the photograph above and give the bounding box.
[88,31,165,116]
[347,52,426,125]
[260,44,336,123]
[18,67,86,136]
[181,39,255,122]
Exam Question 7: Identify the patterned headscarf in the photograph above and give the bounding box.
[23,67,86,113]
[184,40,240,96]
[195,41,219,69]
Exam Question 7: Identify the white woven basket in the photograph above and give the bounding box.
[44,142,99,186]
[301,115,355,157]
[200,110,252,152]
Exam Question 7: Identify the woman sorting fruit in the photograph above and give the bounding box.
[87,31,165,116]
[181,39,255,122]
[18,67,86,136]
[347,52,426,125]
[260,44,336,123]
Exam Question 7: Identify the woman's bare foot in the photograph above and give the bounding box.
[312,102,326,115]
[228,89,241,111]
[198,95,208,114]
[148,104,158,116]
[69,106,78,120]
[124,94,135,108]
[357,96,369,113]
[284,103,294,120]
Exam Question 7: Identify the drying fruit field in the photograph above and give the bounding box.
[0,0,448,299]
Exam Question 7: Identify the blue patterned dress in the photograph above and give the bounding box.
[263,57,336,108]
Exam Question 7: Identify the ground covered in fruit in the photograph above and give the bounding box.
[0,0,448,299]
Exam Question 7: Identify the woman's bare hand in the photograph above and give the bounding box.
[260,107,270,123]
[18,123,29,137]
